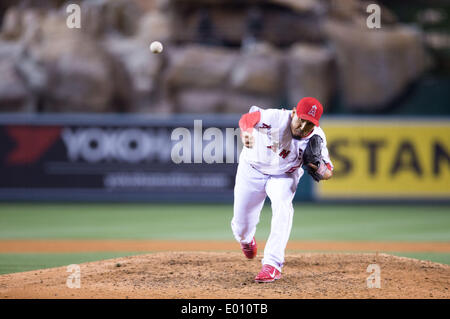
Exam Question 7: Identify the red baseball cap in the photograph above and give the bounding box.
[296,97,323,126]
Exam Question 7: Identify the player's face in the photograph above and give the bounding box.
[290,111,315,139]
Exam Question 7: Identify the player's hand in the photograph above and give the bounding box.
[241,131,255,148]
[307,161,332,181]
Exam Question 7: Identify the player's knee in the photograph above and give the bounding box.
[271,200,293,212]
[270,203,294,221]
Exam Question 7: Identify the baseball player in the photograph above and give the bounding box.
[231,97,333,283]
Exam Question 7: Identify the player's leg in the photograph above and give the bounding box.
[262,171,301,272]
[231,159,268,245]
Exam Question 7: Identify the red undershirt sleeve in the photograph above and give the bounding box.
[239,111,261,133]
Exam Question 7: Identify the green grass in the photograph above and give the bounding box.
[389,253,450,266]
[0,203,449,274]
[0,203,449,241]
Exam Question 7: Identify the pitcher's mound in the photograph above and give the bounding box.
[0,252,449,299]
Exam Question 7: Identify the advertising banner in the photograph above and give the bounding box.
[0,115,242,202]
[1,115,445,202]
[317,119,450,199]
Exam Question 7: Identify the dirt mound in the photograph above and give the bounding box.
[0,252,449,299]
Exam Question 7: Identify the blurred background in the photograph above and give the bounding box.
[0,0,449,202]
[0,0,450,115]
[0,0,449,115]
[0,0,449,274]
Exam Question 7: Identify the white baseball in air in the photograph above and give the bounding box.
[150,41,163,54]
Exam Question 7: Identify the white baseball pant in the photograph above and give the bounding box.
[231,158,301,272]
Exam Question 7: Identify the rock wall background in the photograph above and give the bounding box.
[0,0,448,114]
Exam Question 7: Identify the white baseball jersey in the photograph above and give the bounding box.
[241,105,333,176]
[232,105,334,272]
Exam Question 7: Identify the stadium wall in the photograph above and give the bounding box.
[0,114,448,203]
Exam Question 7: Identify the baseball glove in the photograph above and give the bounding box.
[303,135,327,182]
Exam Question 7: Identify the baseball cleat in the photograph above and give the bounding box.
[240,237,257,259]
[255,264,281,283]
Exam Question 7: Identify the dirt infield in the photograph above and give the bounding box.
[0,251,449,299]
[1,240,449,298]
[1,240,450,253]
